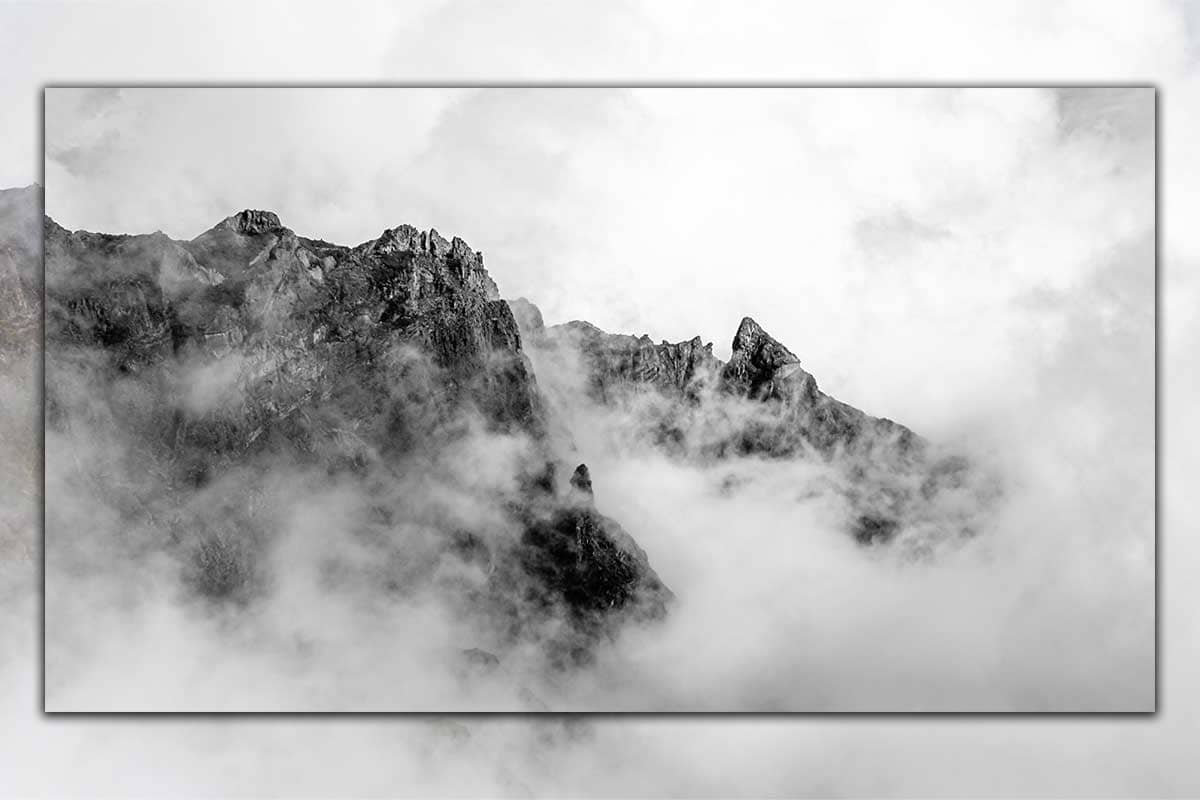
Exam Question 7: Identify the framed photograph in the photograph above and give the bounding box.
[39,87,1155,712]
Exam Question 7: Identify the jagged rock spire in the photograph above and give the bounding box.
[722,316,810,402]
[731,316,800,366]
[570,463,594,498]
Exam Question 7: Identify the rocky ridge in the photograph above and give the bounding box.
[41,200,981,662]
[509,298,976,548]
[44,205,670,660]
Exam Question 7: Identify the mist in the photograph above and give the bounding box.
[1,1,1194,794]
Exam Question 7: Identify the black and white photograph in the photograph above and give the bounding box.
[3,1,1200,796]
[39,86,1154,712]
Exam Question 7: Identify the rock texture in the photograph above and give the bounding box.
[44,208,671,650]
[515,301,977,550]
[42,199,982,661]
[45,211,545,464]
[515,462,673,663]
[719,316,923,460]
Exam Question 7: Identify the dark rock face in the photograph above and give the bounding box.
[723,316,810,402]
[229,209,282,235]
[516,465,672,662]
[522,505,670,620]
[569,463,593,497]
[46,211,541,453]
[45,207,671,651]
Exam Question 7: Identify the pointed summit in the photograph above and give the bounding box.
[732,316,765,352]
[730,316,800,366]
[723,316,810,402]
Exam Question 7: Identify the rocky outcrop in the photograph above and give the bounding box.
[722,316,808,401]
[516,463,672,662]
[718,316,923,462]
[569,463,593,497]
[551,321,724,403]
[46,211,543,451]
[44,207,671,649]
[523,309,923,463]
[516,300,977,550]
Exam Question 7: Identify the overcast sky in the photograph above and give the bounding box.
[2,0,1197,797]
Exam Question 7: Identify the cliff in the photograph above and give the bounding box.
[44,206,671,660]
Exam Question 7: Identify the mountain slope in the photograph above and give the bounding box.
[43,203,988,670]
[44,208,672,661]
[510,298,981,550]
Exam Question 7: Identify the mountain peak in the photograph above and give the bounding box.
[731,316,799,366]
[223,209,282,236]
[732,316,763,351]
